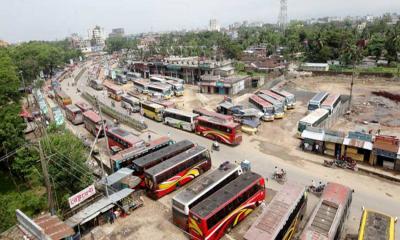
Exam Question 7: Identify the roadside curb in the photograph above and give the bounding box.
[357,167,400,183]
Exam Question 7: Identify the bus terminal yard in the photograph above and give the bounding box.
[34,59,400,240]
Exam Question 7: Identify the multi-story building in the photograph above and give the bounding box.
[109,28,125,38]
[209,19,220,32]
[88,26,105,51]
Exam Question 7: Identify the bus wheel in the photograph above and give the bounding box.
[166,121,169,125]
[227,224,233,233]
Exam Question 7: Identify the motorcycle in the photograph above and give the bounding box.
[308,184,325,197]
[335,159,347,169]
[212,141,220,151]
[323,159,336,168]
[272,171,287,184]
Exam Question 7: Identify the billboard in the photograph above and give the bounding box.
[68,184,96,209]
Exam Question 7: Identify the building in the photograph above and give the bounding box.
[0,40,9,47]
[68,33,92,53]
[88,26,105,51]
[109,28,125,38]
[209,19,220,32]
[372,135,400,171]
[199,75,250,95]
[300,63,329,72]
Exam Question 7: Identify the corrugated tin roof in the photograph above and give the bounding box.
[301,128,325,141]
[34,214,74,240]
[99,168,133,186]
[343,138,372,150]
[324,129,345,143]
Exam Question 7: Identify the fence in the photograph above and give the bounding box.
[81,92,148,131]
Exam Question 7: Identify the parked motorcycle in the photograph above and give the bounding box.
[272,171,287,184]
[308,183,325,197]
[212,141,220,151]
[323,159,336,168]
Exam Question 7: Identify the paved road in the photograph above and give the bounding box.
[61,62,400,238]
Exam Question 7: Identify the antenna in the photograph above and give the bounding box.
[278,0,288,32]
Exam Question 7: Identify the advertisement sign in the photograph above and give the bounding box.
[68,185,96,208]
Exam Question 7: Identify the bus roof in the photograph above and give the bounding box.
[244,183,306,240]
[301,182,352,240]
[196,115,240,128]
[111,136,171,163]
[359,209,394,240]
[191,172,261,219]
[258,94,282,106]
[83,110,101,123]
[249,94,273,108]
[258,90,286,102]
[145,145,206,177]
[299,108,329,124]
[164,108,199,118]
[173,162,239,204]
[107,127,143,145]
[75,102,93,111]
[310,92,329,103]
[133,140,194,168]
[133,79,150,85]
[321,94,341,108]
[65,104,81,113]
[148,82,172,90]
[271,89,294,98]
[141,101,164,109]
[193,108,233,121]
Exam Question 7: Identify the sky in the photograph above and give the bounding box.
[0,0,399,43]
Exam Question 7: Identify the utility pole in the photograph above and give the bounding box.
[96,98,110,197]
[19,71,30,107]
[38,140,54,215]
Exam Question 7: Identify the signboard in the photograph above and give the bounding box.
[68,185,96,209]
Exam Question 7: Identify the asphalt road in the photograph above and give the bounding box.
[61,61,400,238]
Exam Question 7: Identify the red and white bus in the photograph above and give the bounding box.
[104,82,123,101]
[75,101,93,113]
[249,94,275,121]
[300,182,353,240]
[65,105,83,125]
[193,108,234,122]
[321,94,341,115]
[195,116,242,145]
[111,136,172,171]
[106,127,145,150]
[144,146,211,199]
[259,89,288,111]
[83,110,105,137]
[188,172,265,240]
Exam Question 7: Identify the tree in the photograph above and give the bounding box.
[368,33,386,60]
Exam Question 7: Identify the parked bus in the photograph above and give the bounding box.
[121,94,140,112]
[144,146,211,199]
[140,101,165,122]
[249,94,275,121]
[165,76,185,84]
[258,93,285,118]
[195,116,242,145]
[259,89,288,111]
[271,88,296,109]
[126,72,141,81]
[321,94,341,115]
[65,105,83,125]
[55,90,72,108]
[300,182,353,240]
[89,79,103,90]
[111,136,172,171]
[133,79,150,94]
[297,108,329,137]
[308,92,329,111]
[163,108,199,132]
[245,183,307,240]
[189,172,265,240]
[104,82,123,101]
[83,110,105,137]
[150,98,176,109]
[106,127,145,150]
[115,73,127,85]
[147,83,173,99]
[358,208,396,240]
[172,162,243,230]
[150,75,166,84]
[75,102,93,112]
[166,80,184,96]
[132,140,195,182]
[193,108,234,122]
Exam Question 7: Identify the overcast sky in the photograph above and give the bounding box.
[1,0,399,43]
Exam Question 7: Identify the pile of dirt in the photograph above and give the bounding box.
[372,91,400,103]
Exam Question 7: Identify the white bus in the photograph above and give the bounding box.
[121,94,140,112]
[163,108,198,132]
[133,79,150,94]
[308,92,329,111]
[150,75,166,84]
[297,108,329,137]
[147,83,173,99]
[172,162,242,230]
[166,80,184,96]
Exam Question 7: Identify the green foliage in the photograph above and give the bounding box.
[0,51,21,105]
[106,36,138,53]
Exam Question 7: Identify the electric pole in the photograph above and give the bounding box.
[38,140,54,215]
